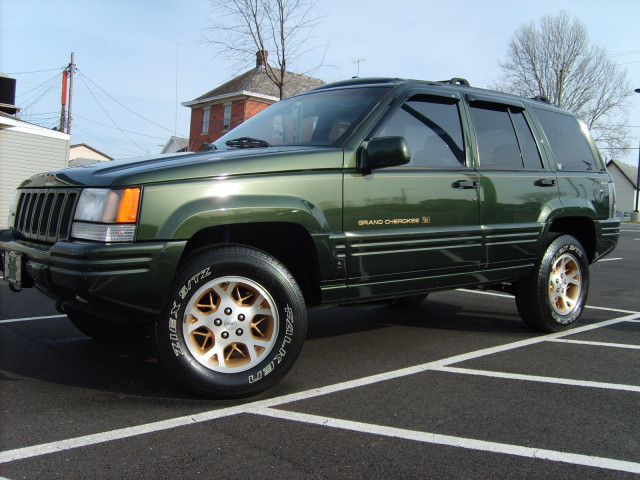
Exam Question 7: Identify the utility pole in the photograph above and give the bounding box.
[633,88,640,222]
[66,52,75,135]
[58,69,68,131]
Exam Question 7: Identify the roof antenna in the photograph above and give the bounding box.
[353,58,366,78]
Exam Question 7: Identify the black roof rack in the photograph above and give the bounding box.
[438,77,471,87]
[532,95,550,103]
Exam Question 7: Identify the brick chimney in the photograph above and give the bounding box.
[256,50,268,68]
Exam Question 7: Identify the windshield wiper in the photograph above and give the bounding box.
[225,137,270,148]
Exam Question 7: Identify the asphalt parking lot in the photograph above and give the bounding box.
[1,225,639,479]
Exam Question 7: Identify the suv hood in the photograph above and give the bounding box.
[19,146,344,188]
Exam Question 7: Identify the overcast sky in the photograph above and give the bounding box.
[2,0,639,164]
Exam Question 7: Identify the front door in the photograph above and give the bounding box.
[343,92,481,299]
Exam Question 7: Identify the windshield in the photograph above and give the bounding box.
[213,87,391,149]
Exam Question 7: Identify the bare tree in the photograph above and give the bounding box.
[204,0,320,99]
[495,11,632,157]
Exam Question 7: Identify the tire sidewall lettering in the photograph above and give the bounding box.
[249,304,294,384]
[178,267,212,300]
[556,243,583,259]
[169,300,184,356]
[168,266,213,357]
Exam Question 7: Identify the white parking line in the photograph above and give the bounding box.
[2,312,637,467]
[457,289,640,315]
[253,407,640,475]
[433,366,640,393]
[548,339,640,350]
[0,314,66,325]
[597,257,622,262]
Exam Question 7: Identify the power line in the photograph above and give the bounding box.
[19,75,62,113]
[78,72,176,134]
[72,125,144,156]
[16,71,62,98]
[79,74,147,154]
[72,113,178,140]
[6,67,65,75]
[607,50,640,58]
[74,125,168,149]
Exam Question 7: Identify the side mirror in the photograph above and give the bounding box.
[361,136,411,174]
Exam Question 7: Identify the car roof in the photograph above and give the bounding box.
[310,76,564,112]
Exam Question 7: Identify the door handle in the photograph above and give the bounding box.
[452,180,479,189]
[535,178,556,187]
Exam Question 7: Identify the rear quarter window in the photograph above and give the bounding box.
[532,107,598,172]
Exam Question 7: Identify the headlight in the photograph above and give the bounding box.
[72,187,141,242]
[7,191,20,228]
[608,182,616,219]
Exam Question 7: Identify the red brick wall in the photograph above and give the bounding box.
[188,97,274,151]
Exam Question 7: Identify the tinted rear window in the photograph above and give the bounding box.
[533,108,598,171]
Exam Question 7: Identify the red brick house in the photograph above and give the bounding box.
[182,51,324,151]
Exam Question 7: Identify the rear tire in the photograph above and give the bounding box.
[155,246,307,399]
[515,235,589,332]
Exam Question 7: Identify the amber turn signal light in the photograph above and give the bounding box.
[116,188,140,223]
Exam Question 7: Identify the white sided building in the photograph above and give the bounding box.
[0,112,70,229]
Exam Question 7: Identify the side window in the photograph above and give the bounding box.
[376,96,465,167]
[511,111,543,169]
[533,108,597,171]
[470,103,543,170]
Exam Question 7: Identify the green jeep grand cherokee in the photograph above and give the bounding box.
[1,77,620,398]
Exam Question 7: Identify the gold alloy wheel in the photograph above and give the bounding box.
[547,252,582,317]
[183,276,278,373]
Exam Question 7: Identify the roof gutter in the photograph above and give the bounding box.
[181,91,279,107]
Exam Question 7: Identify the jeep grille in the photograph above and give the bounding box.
[12,189,81,243]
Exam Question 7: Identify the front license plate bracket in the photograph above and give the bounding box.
[3,250,23,288]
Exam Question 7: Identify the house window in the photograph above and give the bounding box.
[223,103,232,130]
[202,107,210,134]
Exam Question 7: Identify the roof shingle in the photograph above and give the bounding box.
[185,65,324,106]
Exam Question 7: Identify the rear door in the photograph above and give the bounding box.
[343,91,482,299]
[465,96,559,268]
[532,106,613,220]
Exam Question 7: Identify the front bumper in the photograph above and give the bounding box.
[1,229,186,318]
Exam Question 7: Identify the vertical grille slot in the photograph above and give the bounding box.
[48,193,66,238]
[22,193,36,233]
[58,192,78,241]
[15,193,27,231]
[39,193,55,236]
[11,188,81,243]
[30,193,46,234]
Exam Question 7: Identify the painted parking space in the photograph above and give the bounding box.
[1,229,639,478]
[1,296,638,477]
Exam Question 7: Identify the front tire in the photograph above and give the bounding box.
[515,235,589,332]
[155,246,307,399]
